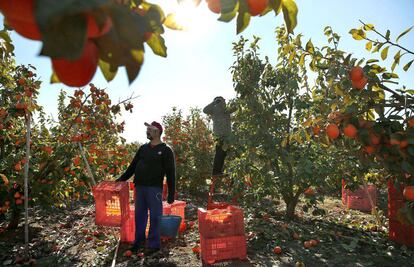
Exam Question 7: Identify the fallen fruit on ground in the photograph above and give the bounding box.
[273,246,282,254]
[123,250,132,257]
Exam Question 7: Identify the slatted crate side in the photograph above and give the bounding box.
[92,181,129,227]
[389,219,414,248]
[200,235,247,265]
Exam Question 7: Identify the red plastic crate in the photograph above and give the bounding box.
[389,219,414,247]
[163,200,186,227]
[388,179,405,201]
[388,199,404,220]
[200,235,247,265]
[207,201,230,210]
[347,196,374,212]
[121,205,135,243]
[198,206,245,239]
[92,181,129,227]
[128,182,136,203]
[387,180,406,220]
[342,182,377,211]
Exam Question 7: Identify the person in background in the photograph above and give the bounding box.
[116,121,176,255]
[203,96,233,176]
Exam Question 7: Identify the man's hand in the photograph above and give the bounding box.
[167,194,174,204]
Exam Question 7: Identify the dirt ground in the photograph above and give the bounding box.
[0,191,413,267]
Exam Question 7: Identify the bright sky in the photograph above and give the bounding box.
[3,0,414,143]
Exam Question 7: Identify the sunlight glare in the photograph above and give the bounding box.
[169,0,214,37]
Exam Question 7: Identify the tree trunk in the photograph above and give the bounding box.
[7,207,20,229]
[285,197,299,220]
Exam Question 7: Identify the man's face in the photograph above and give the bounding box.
[146,126,159,140]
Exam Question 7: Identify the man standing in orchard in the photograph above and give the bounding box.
[116,121,176,255]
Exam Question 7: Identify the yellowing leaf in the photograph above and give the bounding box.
[363,23,375,31]
[381,46,389,60]
[164,13,185,31]
[98,60,117,82]
[396,26,414,42]
[365,41,372,51]
[281,0,298,34]
[306,39,314,54]
[349,28,366,40]
[50,72,60,84]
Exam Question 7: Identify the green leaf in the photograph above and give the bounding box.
[382,72,398,80]
[396,26,413,43]
[281,0,298,34]
[38,13,88,60]
[344,54,352,65]
[144,3,166,26]
[391,50,402,72]
[220,0,238,14]
[269,0,283,15]
[35,0,114,60]
[236,2,251,34]
[365,41,372,51]
[316,62,329,70]
[98,60,117,82]
[147,33,167,57]
[366,59,379,64]
[381,46,389,60]
[125,55,143,84]
[218,0,239,22]
[0,30,12,44]
[305,39,314,54]
[402,161,414,175]
[385,30,391,40]
[164,14,185,30]
[372,42,385,53]
[403,59,414,72]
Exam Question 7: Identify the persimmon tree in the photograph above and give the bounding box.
[0,57,136,229]
[0,0,298,87]
[276,22,414,222]
[0,30,42,229]
[227,35,340,219]
[162,107,214,194]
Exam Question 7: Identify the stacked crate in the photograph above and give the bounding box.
[388,180,414,247]
[342,180,377,212]
[198,205,246,265]
[92,181,129,227]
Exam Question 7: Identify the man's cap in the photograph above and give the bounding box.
[144,121,163,135]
